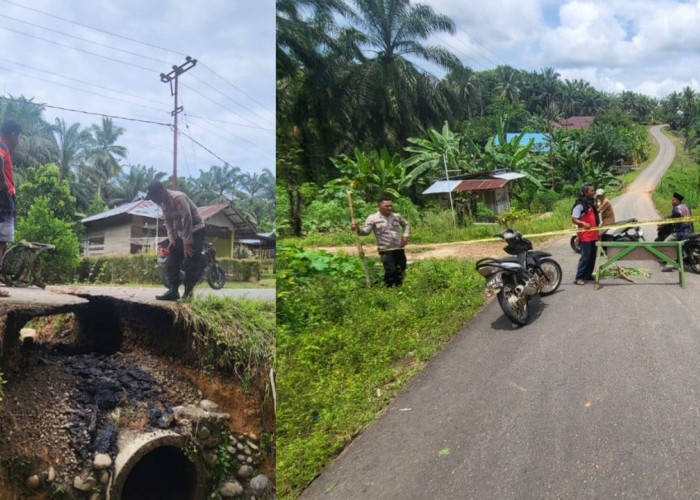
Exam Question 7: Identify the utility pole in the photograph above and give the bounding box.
[160,56,197,190]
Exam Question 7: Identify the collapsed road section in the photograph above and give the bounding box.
[0,286,274,499]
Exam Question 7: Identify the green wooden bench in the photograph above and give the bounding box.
[593,240,686,289]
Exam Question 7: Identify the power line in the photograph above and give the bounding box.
[0,95,171,126]
[2,0,272,119]
[185,113,274,132]
[0,25,156,73]
[180,82,266,130]
[198,62,275,119]
[1,14,171,65]
[189,73,274,127]
[1,0,187,57]
[0,61,169,115]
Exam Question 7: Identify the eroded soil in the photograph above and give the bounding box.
[0,314,274,495]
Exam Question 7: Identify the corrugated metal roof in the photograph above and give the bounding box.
[454,179,509,191]
[492,172,526,181]
[422,180,462,194]
[82,199,259,238]
[81,199,162,223]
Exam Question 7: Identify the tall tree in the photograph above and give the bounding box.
[346,0,458,150]
[88,117,128,187]
[51,118,92,179]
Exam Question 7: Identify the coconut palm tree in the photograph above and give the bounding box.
[87,117,128,187]
[51,118,92,179]
[0,95,55,169]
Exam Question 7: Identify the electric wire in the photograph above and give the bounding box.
[0,0,188,57]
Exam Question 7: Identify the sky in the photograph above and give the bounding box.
[420,0,700,99]
[0,0,275,181]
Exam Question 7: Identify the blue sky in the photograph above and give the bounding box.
[0,0,275,179]
[423,0,700,99]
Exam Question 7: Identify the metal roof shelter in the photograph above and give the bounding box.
[422,172,525,195]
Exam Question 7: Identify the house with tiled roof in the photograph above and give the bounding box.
[81,197,259,257]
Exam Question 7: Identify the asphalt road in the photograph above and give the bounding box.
[300,126,700,499]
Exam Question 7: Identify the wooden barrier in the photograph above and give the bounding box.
[594,240,686,289]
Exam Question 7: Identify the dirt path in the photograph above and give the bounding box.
[315,236,569,263]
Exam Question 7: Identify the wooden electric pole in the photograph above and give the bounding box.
[160,56,197,190]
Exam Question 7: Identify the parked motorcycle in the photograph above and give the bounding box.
[157,242,227,289]
[655,223,700,274]
[476,228,562,326]
[570,218,645,254]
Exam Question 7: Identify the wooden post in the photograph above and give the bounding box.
[347,190,371,286]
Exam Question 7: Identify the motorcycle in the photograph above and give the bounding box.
[655,223,700,274]
[157,242,227,290]
[476,228,563,326]
[570,218,645,254]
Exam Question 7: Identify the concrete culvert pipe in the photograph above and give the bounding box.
[109,430,206,500]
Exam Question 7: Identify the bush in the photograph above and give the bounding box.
[530,190,559,212]
[74,255,261,284]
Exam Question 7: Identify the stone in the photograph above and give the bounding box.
[89,493,100,500]
[246,456,253,464]
[199,399,220,412]
[197,426,212,441]
[100,470,110,484]
[46,466,56,482]
[203,450,218,467]
[219,480,244,498]
[236,442,244,451]
[236,465,254,479]
[250,474,271,496]
[93,453,112,470]
[246,440,260,452]
[237,454,247,462]
[73,475,97,491]
[227,445,236,454]
[26,474,40,489]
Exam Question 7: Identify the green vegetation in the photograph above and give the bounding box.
[653,130,700,216]
[277,247,485,498]
[174,295,275,388]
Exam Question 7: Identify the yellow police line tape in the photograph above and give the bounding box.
[366,215,700,253]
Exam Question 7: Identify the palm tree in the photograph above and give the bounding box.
[87,117,128,187]
[345,0,458,149]
[51,118,92,179]
[494,66,522,103]
[107,164,167,206]
[0,95,55,169]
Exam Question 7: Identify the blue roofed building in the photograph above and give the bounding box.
[493,132,551,153]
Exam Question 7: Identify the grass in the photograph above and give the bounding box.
[173,295,276,388]
[652,129,700,216]
[277,257,485,499]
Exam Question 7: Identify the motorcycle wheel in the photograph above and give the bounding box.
[496,276,529,326]
[685,242,700,274]
[536,257,563,296]
[207,264,227,289]
[570,235,581,254]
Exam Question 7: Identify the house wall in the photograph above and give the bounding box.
[103,223,132,255]
[477,188,511,215]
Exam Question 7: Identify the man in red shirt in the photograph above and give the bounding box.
[0,119,21,298]
[571,182,599,285]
